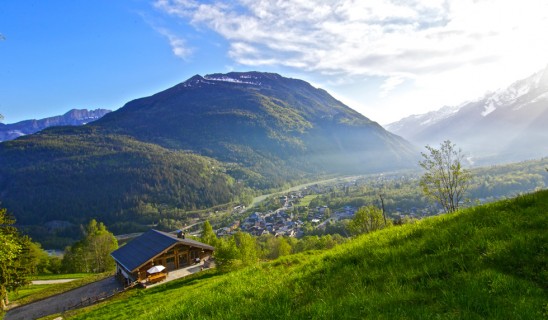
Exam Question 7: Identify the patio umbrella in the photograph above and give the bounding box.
[147,265,166,274]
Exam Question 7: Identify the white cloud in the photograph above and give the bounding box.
[154,0,548,121]
[380,76,405,98]
[140,10,194,60]
[156,27,193,60]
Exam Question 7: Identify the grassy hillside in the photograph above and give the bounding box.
[65,190,547,319]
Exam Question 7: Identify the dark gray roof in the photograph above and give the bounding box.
[111,229,215,272]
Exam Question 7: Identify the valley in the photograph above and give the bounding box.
[2,3,548,319]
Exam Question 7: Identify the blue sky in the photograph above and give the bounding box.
[2,0,548,125]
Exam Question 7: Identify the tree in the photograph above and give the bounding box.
[233,231,258,266]
[0,208,32,310]
[263,235,292,259]
[348,205,387,235]
[213,237,239,270]
[419,140,471,213]
[62,219,118,273]
[201,220,217,246]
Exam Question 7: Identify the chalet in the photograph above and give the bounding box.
[111,229,214,286]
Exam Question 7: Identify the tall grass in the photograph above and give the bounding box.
[68,190,547,319]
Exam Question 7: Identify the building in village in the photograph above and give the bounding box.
[111,229,214,286]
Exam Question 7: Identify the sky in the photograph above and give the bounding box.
[1,0,548,125]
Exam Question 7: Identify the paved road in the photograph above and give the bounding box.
[250,175,361,208]
[5,277,123,320]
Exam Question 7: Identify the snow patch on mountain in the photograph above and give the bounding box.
[481,101,496,117]
[204,75,261,86]
[413,105,461,127]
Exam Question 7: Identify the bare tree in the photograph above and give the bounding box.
[419,140,471,213]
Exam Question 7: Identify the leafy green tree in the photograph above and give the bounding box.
[277,237,292,257]
[348,205,387,235]
[19,237,45,276]
[213,237,239,270]
[215,232,259,269]
[201,220,217,246]
[419,140,471,213]
[262,235,292,259]
[0,208,32,310]
[234,231,258,266]
[62,219,118,273]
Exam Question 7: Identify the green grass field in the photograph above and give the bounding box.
[30,273,90,281]
[7,273,110,309]
[66,190,547,319]
[298,194,318,207]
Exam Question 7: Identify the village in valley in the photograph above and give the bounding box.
[214,174,428,240]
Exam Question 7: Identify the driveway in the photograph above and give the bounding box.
[4,276,123,320]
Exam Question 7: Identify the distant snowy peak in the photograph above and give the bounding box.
[385,104,461,131]
[0,108,111,142]
[418,105,462,125]
[480,67,548,117]
[385,64,548,164]
[388,64,548,127]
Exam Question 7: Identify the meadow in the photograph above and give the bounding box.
[7,273,109,309]
[62,190,547,319]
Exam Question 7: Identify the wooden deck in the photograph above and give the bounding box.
[143,260,215,289]
[147,273,167,284]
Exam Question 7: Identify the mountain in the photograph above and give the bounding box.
[0,72,417,245]
[0,108,111,142]
[95,72,417,178]
[386,66,548,164]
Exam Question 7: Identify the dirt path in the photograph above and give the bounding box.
[31,279,76,285]
[4,277,123,320]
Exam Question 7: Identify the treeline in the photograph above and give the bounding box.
[469,158,548,199]
[199,221,348,270]
[1,209,118,310]
[299,158,548,219]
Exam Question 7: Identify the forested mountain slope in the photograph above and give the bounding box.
[95,72,417,177]
[0,127,242,231]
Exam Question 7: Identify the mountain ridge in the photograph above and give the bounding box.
[386,66,548,163]
[0,108,111,142]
